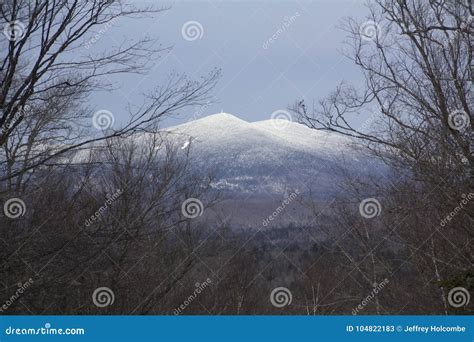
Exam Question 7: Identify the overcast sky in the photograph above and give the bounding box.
[89,0,369,127]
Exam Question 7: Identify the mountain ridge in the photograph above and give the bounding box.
[165,113,372,196]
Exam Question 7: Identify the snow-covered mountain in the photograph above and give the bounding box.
[166,113,378,197]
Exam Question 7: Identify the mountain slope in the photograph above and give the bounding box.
[166,113,377,197]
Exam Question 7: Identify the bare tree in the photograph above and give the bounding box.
[0,0,222,315]
[293,0,472,191]
[293,0,473,313]
[0,128,217,314]
[0,0,219,186]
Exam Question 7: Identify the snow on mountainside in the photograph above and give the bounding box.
[165,113,377,197]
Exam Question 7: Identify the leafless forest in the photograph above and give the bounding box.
[0,0,472,315]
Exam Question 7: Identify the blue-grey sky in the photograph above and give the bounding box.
[89,0,369,128]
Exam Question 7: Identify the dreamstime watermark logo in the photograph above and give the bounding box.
[1,104,30,137]
[448,110,470,131]
[92,287,115,308]
[5,323,85,336]
[358,112,378,132]
[359,197,381,219]
[3,198,26,219]
[359,20,381,42]
[0,278,34,313]
[440,193,473,227]
[270,109,293,130]
[92,109,115,130]
[447,287,470,308]
[262,12,300,50]
[263,190,300,226]
[447,14,473,44]
[84,189,123,227]
[181,21,204,41]
[460,14,473,30]
[84,16,119,49]
[358,99,393,132]
[270,287,292,308]
[191,101,212,121]
[352,278,390,315]
[3,20,26,41]
[1,113,18,136]
[174,278,212,315]
[181,198,204,219]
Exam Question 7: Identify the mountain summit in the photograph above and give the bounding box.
[167,113,374,197]
[171,112,352,157]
